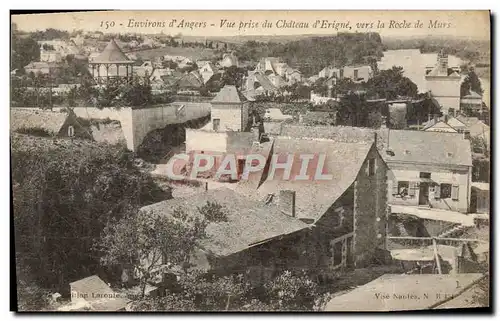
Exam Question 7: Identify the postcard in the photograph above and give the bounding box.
[10,10,490,312]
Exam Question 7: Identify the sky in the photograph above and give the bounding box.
[12,10,490,40]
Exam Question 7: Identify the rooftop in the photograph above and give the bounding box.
[91,39,133,64]
[324,273,485,311]
[139,187,309,257]
[212,85,247,104]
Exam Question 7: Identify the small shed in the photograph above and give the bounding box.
[69,275,130,311]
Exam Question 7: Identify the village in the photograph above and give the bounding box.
[11,23,490,312]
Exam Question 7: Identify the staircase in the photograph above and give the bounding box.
[437,224,470,239]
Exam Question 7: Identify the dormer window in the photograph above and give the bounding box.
[447,152,453,157]
[404,150,411,155]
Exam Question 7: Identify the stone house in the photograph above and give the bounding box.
[237,135,390,273]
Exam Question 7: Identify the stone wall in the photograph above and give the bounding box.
[56,103,210,151]
[353,145,388,267]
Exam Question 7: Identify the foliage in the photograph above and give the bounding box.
[472,156,490,183]
[12,135,169,290]
[11,31,40,71]
[365,66,418,99]
[235,32,383,77]
[460,68,483,97]
[220,66,247,88]
[98,207,207,297]
[197,201,228,223]
[264,270,322,311]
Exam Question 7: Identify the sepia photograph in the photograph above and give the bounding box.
[10,10,491,312]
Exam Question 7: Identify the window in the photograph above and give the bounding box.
[397,181,409,196]
[420,172,431,179]
[367,158,376,176]
[67,125,75,137]
[212,119,220,132]
[440,183,452,198]
[353,69,359,79]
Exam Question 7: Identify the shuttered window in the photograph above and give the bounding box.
[434,184,441,199]
[451,184,459,200]
[408,181,416,196]
[392,181,399,195]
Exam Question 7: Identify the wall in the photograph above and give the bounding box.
[185,129,228,153]
[211,103,244,132]
[59,103,210,151]
[387,162,471,213]
[353,145,388,267]
[426,76,461,113]
[343,66,372,82]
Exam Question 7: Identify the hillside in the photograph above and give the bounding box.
[128,46,220,61]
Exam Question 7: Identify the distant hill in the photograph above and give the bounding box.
[382,35,490,64]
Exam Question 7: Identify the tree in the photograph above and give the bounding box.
[98,207,208,297]
[220,66,246,88]
[365,66,418,100]
[12,134,169,291]
[11,33,40,70]
[461,68,483,97]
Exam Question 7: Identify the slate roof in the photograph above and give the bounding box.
[280,125,472,167]
[91,39,133,64]
[11,109,68,135]
[139,187,309,257]
[253,137,374,220]
[212,85,247,104]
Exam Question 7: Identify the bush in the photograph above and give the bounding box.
[264,270,321,311]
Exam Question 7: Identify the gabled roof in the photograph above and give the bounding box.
[280,125,473,167]
[91,39,132,64]
[139,188,309,257]
[422,119,458,132]
[11,109,69,135]
[253,72,278,92]
[212,85,247,104]
[253,137,375,220]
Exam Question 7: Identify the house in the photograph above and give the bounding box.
[460,91,484,114]
[425,51,462,114]
[220,52,239,68]
[198,61,218,84]
[237,135,390,272]
[378,49,462,95]
[210,85,250,132]
[65,275,130,311]
[176,71,204,90]
[244,70,279,96]
[277,125,473,215]
[471,182,489,215]
[10,109,92,139]
[285,67,302,84]
[40,47,63,63]
[318,66,341,79]
[422,116,459,133]
[255,57,282,75]
[138,188,310,280]
[24,61,60,75]
[343,65,373,82]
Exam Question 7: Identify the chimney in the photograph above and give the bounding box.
[373,132,378,147]
[278,190,296,217]
[433,114,438,123]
